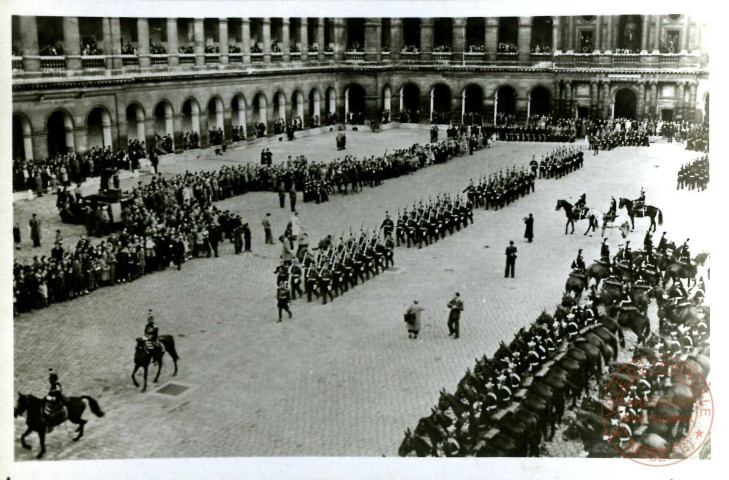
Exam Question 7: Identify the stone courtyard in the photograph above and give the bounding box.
[13,128,710,459]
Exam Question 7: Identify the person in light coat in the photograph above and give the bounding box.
[405,300,424,339]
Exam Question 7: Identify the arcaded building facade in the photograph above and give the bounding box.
[11,15,709,160]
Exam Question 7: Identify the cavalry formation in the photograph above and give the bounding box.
[399,229,709,457]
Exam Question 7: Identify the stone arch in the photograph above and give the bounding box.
[399,82,420,122]
[325,86,337,115]
[125,102,146,143]
[291,90,305,120]
[13,112,33,160]
[273,90,287,122]
[207,95,225,131]
[382,84,392,113]
[252,91,268,126]
[46,109,75,156]
[153,100,175,149]
[309,87,322,121]
[86,105,113,149]
[181,97,201,135]
[430,83,451,124]
[494,85,518,118]
[344,83,366,118]
[613,87,638,119]
[528,85,552,117]
[231,94,248,139]
[462,84,485,124]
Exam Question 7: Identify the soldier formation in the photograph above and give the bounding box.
[677,155,709,191]
[463,164,536,211]
[537,145,584,179]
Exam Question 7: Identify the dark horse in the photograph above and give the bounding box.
[14,393,104,459]
[619,198,663,232]
[132,335,179,392]
[556,199,598,235]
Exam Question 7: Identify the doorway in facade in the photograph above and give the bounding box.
[614,88,637,119]
[661,109,674,121]
[577,106,589,118]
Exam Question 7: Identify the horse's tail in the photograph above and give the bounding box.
[80,396,105,417]
[657,208,663,225]
[160,335,180,361]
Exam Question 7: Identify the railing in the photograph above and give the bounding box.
[205,53,220,65]
[271,52,283,62]
[496,52,518,62]
[324,51,334,60]
[463,52,485,64]
[150,54,169,66]
[179,54,195,66]
[345,51,365,62]
[121,54,139,67]
[228,53,243,64]
[612,53,641,66]
[432,52,452,63]
[40,56,66,72]
[573,53,594,65]
[290,51,302,61]
[381,51,391,61]
[659,54,680,65]
[530,52,551,63]
[399,51,420,63]
[81,55,105,70]
[250,52,264,63]
[12,56,23,71]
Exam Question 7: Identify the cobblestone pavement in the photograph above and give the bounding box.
[13,129,711,460]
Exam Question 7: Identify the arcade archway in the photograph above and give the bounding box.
[87,107,113,149]
[345,84,366,121]
[231,95,248,139]
[529,87,551,117]
[400,83,420,123]
[431,84,451,124]
[495,86,517,120]
[126,104,146,143]
[181,99,201,135]
[614,88,638,119]
[13,114,33,160]
[47,110,75,156]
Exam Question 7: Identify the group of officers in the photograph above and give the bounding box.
[677,155,709,191]
[462,165,536,212]
[588,129,650,153]
[533,145,585,179]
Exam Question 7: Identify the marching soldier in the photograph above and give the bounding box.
[277,283,292,322]
[319,262,333,305]
[289,262,303,300]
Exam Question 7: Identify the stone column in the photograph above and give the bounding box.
[637,82,646,119]
[281,17,290,62]
[653,15,661,52]
[602,82,611,118]
[518,17,532,62]
[301,18,309,61]
[19,16,40,73]
[486,17,498,60]
[262,18,272,63]
[687,81,697,121]
[167,18,179,67]
[242,18,251,64]
[452,17,466,62]
[23,131,34,161]
[137,18,151,69]
[590,81,599,116]
[676,82,685,119]
[317,18,325,61]
[553,80,561,117]
[692,18,701,52]
[595,16,602,51]
[420,18,434,62]
[568,17,575,51]
[552,16,561,52]
[102,17,113,70]
[333,18,346,61]
[63,17,82,71]
[193,18,205,67]
[219,18,229,65]
[365,18,381,62]
[641,16,650,52]
[605,16,613,52]
[109,18,123,72]
[564,81,573,117]
[390,18,402,62]
[73,127,88,155]
[648,81,658,118]
[681,16,690,52]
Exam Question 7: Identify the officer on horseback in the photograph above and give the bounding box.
[44,369,67,432]
[608,197,617,217]
[657,231,668,253]
[143,310,164,362]
[636,187,646,208]
[575,193,587,215]
[571,249,586,273]
[677,238,691,263]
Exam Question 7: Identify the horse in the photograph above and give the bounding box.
[618,198,663,232]
[586,261,611,289]
[556,199,599,235]
[14,393,104,459]
[132,335,179,392]
[615,307,651,343]
[565,272,588,299]
[398,428,434,456]
[600,213,631,238]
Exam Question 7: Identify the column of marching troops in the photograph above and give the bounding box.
[399,230,708,457]
[677,154,709,191]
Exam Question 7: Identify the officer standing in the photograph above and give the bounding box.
[278,183,286,209]
[277,283,292,322]
[523,214,534,243]
[505,240,517,278]
[447,292,464,339]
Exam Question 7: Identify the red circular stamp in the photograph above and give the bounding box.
[601,353,712,466]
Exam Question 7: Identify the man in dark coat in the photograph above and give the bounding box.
[29,213,42,247]
[523,213,534,243]
[505,240,517,278]
[243,223,252,253]
[446,292,464,339]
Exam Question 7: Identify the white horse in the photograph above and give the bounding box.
[599,211,631,238]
